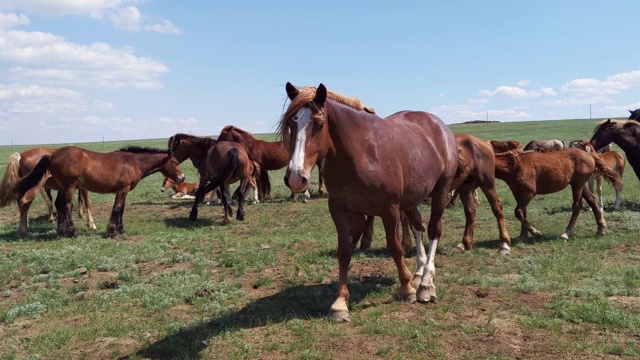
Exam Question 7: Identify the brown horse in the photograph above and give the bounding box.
[629,108,640,121]
[590,119,640,182]
[279,83,458,321]
[161,177,216,203]
[0,147,94,237]
[217,125,324,202]
[494,148,621,241]
[569,140,625,210]
[16,146,184,238]
[358,134,512,255]
[523,139,564,152]
[489,140,522,153]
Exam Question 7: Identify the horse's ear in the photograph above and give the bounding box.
[314,83,327,107]
[630,110,633,114]
[605,119,612,124]
[286,82,299,100]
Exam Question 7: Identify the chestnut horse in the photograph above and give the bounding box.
[279,83,459,321]
[0,147,94,237]
[569,140,624,210]
[217,125,324,202]
[494,148,621,241]
[161,177,216,203]
[489,140,522,153]
[359,134,512,255]
[523,139,564,152]
[16,146,185,238]
[590,119,640,183]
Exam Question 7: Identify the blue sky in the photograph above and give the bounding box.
[1,1,639,145]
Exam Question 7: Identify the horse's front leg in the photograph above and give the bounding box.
[327,197,357,322]
[513,193,538,241]
[189,176,209,221]
[478,181,511,255]
[108,191,128,238]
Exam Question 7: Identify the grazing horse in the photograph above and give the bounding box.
[494,148,621,241]
[629,109,640,121]
[161,177,216,203]
[569,140,625,210]
[523,139,564,152]
[590,119,640,183]
[489,140,522,153]
[16,146,185,238]
[217,125,324,201]
[0,147,94,237]
[279,83,459,321]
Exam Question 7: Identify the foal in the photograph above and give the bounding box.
[161,177,216,203]
[494,148,621,240]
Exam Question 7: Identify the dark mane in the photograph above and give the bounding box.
[168,133,217,149]
[118,146,168,154]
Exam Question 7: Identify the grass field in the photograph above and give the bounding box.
[1,118,640,359]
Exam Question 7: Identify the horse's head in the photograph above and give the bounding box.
[629,108,640,121]
[280,82,331,193]
[590,119,615,151]
[168,134,190,163]
[161,177,175,192]
[161,155,185,184]
[217,126,236,142]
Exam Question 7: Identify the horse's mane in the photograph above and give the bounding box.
[277,85,375,145]
[594,119,640,133]
[220,126,255,139]
[495,149,523,158]
[168,133,217,149]
[119,146,168,154]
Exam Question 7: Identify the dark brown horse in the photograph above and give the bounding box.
[0,147,94,237]
[494,148,621,241]
[590,119,640,182]
[357,134,512,255]
[569,140,625,210]
[489,140,522,153]
[523,139,564,152]
[167,134,257,224]
[217,125,324,201]
[16,146,184,238]
[629,108,640,121]
[279,83,458,321]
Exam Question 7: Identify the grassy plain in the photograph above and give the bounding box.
[1,118,639,359]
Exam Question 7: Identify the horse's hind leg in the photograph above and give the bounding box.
[236,180,247,221]
[417,187,449,303]
[514,193,538,241]
[614,181,622,210]
[581,185,606,236]
[81,190,96,230]
[380,205,415,304]
[18,199,35,237]
[108,191,127,238]
[561,185,585,240]
[355,215,375,250]
[220,184,233,224]
[596,176,604,211]
[41,187,55,222]
[455,184,477,252]
[55,187,77,237]
[478,182,511,255]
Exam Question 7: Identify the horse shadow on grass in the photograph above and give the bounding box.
[128,276,395,360]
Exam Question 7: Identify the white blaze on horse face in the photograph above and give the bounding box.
[288,107,313,190]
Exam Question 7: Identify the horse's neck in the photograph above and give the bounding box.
[187,142,211,169]
[325,103,376,162]
[613,131,640,155]
[134,153,168,178]
[493,155,519,180]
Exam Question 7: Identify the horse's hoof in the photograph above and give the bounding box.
[328,310,350,322]
[596,230,605,236]
[560,233,569,240]
[188,215,197,222]
[89,224,97,230]
[401,292,417,304]
[20,231,34,239]
[455,243,466,252]
[236,215,245,221]
[498,248,511,256]
[417,285,437,303]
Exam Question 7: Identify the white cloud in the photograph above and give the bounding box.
[105,6,141,32]
[560,70,640,95]
[1,29,169,89]
[480,86,529,98]
[517,80,530,86]
[0,12,29,28]
[144,20,182,34]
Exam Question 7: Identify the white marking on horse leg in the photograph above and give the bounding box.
[614,186,622,210]
[412,226,425,287]
[499,242,511,255]
[417,238,438,302]
[329,297,350,322]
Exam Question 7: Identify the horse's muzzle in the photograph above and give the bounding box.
[285,169,309,193]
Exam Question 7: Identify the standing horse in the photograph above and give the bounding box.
[16,146,185,238]
[569,140,625,210]
[494,148,621,241]
[0,147,94,237]
[489,140,522,153]
[629,109,640,121]
[217,125,324,201]
[279,83,458,321]
[523,139,564,152]
[590,119,640,183]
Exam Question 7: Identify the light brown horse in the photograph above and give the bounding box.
[489,139,522,153]
[569,140,624,210]
[0,147,94,237]
[494,148,621,241]
[161,177,216,203]
[16,146,184,238]
[279,83,459,321]
[217,125,324,202]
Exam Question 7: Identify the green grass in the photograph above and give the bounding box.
[1,118,640,359]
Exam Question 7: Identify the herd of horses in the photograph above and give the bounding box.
[1,82,640,322]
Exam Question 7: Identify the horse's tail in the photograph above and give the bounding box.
[201,148,239,195]
[590,151,623,189]
[455,146,468,179]
[259,168,271,199]
[15,155,52,201]
[0,153,22,207]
